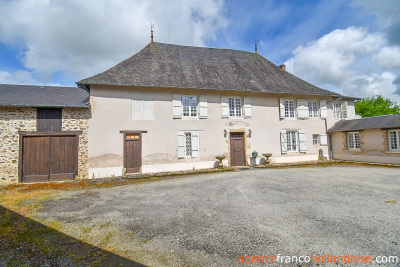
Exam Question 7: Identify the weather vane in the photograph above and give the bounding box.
[255,37,259,54]
[151,23,154,42]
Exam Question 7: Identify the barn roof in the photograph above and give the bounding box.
[0,84,89,108]
[78,42,341,97]
[328,114,400,132]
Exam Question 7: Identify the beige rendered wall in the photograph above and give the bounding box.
[331,129,400,164]
[88,85,347,177]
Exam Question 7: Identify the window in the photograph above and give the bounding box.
[286,131,298,152]
[173,94,207,119]
[388,130,400,152]
[313,134,319,146]
[347,132,360,150]
[178,131,199,158]
[185,133,192,156]
[182,95,198,117]
[229,97,242,117]
[132,92,154,120]
[308,101,318,118]
[37,108,62,131]
[333,102,341,119]
[281,130,307,154]
[284,100,295,118]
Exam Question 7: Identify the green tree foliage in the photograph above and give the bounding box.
[355,95,399,118]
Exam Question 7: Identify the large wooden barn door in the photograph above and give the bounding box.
[20,133,79,183]
[22,136,50,182]
[49,136,77,181]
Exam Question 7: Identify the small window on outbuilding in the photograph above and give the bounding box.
[37,108,62,132]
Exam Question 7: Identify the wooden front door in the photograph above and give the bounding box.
[230,132,246,166]
[125,133,142,173]
[21,134,78,183]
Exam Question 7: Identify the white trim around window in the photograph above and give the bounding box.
[388,130,400,152]
[280,98,295,118]
[347,132,360,150]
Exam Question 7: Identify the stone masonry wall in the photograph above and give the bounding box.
[0,108,36,183]
[62,108,90,180]
[0,107,89,183]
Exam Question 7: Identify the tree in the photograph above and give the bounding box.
[355,95,399,118]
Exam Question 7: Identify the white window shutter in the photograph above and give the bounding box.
[341,102,348,119]
[191,132,200,157]
[320,100,327,118]
[297,99,309,119]
[177,131,185,158]
[221,95,229,118]
[199,95,208,119]
[243,97,252,118]
[173,94,182,119]
[279,98,285,119]
[319,134,328,146]
[132,92,154,120]
[281,130,287,154]
[298,130,307,153]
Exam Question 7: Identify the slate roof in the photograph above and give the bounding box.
[328,114,400,132]
[78,42,341,97]
[0,84,89,108]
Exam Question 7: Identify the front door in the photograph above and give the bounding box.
[124,133,142,173]
[230,132,246,166]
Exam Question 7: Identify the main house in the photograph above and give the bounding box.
[1,41,361,183]
[77,42,356,178]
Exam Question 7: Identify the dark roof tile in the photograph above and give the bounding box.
[78,42,341,97]
[0,84,89,108]
[328,114,400,132]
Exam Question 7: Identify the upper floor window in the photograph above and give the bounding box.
[132,92,154,120]
[308,101,318,118]
[221,96,251,119]
[182,95,197,117]
[284,100,295,118]
[333,101,348,120]
[37,108,62,131]
[333,102,341,119]
[173,94,207,119]
[229,97,242,117]
[347,132,360,150]
[388,130,400,152]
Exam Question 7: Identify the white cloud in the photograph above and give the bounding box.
[285,26,400,103]
[0,70,33,84]
[285,27,382,85]
[0,0,228,83]
[373,46,400,69]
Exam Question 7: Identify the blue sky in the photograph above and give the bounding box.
[0,0,399,102]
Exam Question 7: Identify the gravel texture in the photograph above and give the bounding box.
[38,166,400,266]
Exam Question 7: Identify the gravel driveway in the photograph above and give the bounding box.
[39,166,400,266]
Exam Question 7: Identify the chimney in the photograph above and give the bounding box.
[279,64,286,71]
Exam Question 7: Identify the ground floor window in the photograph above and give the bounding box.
[313,134,319,146]
[281,130,307,154]
[178,131,199,158]
[347,132,360,150]
[388,130,400,152]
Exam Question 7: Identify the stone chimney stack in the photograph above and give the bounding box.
[279,64,286,71]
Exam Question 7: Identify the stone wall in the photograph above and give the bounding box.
[0,107,90,183]
[0,108,36,183]
[62,108,90,179]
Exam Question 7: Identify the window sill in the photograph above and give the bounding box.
[386,151,400,154]
[345,149,361,152]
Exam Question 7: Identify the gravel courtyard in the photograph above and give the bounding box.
[38,166,400,266]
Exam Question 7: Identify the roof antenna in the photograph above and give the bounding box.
[255,38,259,54]
[151,22,154,43]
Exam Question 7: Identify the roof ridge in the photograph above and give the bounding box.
[151,41,256,54]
